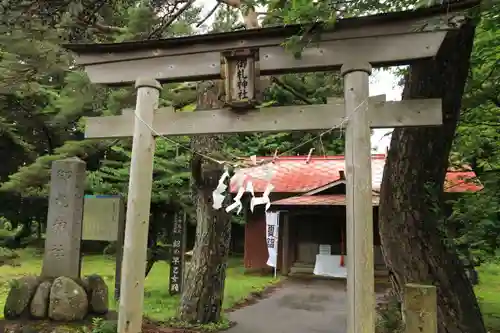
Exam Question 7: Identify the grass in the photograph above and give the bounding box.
[0,248,279,321]
[2,248,500,331]
[475,262,500,332]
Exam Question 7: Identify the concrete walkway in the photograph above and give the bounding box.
[227,279,387,333]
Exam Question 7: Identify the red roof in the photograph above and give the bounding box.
[230,154,385,193]
[230,154,482,194]
[272,194,380,207]
[444,171,483,192]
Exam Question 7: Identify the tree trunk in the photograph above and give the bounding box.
[178,81,232,323]
[145,244,157,277]
[145,219,159,277]
[37,221,42,241]
[378,18,486,333]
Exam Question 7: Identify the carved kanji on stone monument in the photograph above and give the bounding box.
[41,157,86,278]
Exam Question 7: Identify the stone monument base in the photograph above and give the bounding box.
[3,274,109,321]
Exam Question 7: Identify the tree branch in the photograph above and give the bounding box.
[489,96,500,108]
[89,21,126,33]
[270,77,314,104]
[217,0,259,29]
[217,0,242,8]
[197,2,221,27]
[147,0,196,39]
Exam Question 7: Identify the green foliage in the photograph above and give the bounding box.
[87,138,191,206]
[81,318,117,333]
[375,294,404,333]
[8,278,20,289]
[225,71,345,158]
[279,0,337,58]
[457,5,500,172]
[210,5,240,32]
[283,0,336,24]
[163,317,233,332]
[447,2,500,262]
[0,247,19,266]
[450,190,500,262]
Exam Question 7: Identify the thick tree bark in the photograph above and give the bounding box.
[378,18,486,333]
[178,81,232,323]
[145,215,160,277]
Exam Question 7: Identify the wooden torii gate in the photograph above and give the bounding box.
[65,3,473,333]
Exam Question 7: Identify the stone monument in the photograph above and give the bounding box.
[4,158,111,321]
[41,157,86,278]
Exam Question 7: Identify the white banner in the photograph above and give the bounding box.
[313,255,347,278]
[265,211,280,267]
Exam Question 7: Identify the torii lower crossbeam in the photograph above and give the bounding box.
[84,98,442,139]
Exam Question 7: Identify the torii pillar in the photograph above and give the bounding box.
[342,62,375,333]
[118,78,161,333]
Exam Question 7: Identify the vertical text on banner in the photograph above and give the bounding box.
[265,212,280,267]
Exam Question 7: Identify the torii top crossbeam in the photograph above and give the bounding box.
[65,0,478,86]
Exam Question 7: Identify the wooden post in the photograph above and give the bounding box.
[342,62,375,333]
[281,213,290,276]
[118,78,161,333]
[403,284,437,333]
[115,196,126,301]
[169,212,186,295]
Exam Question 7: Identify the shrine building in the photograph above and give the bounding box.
[230,154,482,278]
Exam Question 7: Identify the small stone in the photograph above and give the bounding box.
[74,277,90,294]
[21,326,38,333]
[50,327,77,333]
[4,276,40,319]
[3,324,22,333]
[30,280,53,318]
[84,274,109,314]
[48,276,88,321]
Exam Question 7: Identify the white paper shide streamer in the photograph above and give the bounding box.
[250,183,274,212]
[212,168,230,210]
[213,156,276,214]
[249,163,274,212]
[225,175,247,214]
